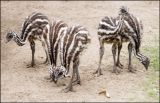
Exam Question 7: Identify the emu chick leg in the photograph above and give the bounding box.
[116,42,124,69]
[42,41,48,64]
[94,39,104,75]
[72,58,81,86]
[112,43,120,74]
[62,60,77,93]
[27,38,35,67]
[128,43,136,73]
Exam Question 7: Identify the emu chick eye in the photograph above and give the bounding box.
[58,72,63,76]
[8,35,12,38]
[81,40,86,44]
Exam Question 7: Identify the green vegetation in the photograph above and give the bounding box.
[144,71,159,101]
[142,38,159,101]
[144,46,159,71]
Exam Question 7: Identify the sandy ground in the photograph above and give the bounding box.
[1,1,159,102]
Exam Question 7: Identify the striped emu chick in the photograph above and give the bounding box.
[6,12,50,67]
[49,20,90,92]
[94,6,150,75]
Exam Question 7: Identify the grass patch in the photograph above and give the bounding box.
[144,47,159,71]
[143,71,159,101]
[142,43,159,101]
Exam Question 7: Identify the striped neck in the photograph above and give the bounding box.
[133,48,149,69]
[13,32,25,46]
[134,51,145,63]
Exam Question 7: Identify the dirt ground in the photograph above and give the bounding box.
[1,1,159,102]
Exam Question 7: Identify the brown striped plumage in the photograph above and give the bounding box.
[6,12,50,67]
[94,6,150,75]
[49,20,90,92]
